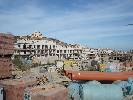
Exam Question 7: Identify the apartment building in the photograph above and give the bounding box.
[110,50,133,62]
[81,47,114,63]
[98,49,112,63]
[14,31,133,64]
[14,32,83,63]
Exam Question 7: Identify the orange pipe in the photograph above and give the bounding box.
[64,70,133,76]
[64,70,133,81]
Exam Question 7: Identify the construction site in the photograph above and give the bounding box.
[0,32,133,100]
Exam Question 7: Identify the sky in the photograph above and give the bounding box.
[0,0,133,50]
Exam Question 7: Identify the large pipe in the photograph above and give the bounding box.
[64,70,133,81]
[64,70,133,76]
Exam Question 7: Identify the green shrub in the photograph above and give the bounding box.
[12,56,30,71]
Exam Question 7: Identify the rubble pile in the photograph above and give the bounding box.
[24,84,68,100]
[0,60,69,100]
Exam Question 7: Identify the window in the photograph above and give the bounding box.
[53,45,55,49]
[23,44,26,49]
[50,45,51,49]
[64,50,66,53]
[24,51,26,54]
[41,50,44,54]
[45,45,48,49]
[37,45,40,49]
[18,45,20,47]
[37,50,40,54]
[42,45,44,49]
[29,45,32,49]
[57,50,59,53]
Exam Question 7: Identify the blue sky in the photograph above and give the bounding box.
[0,0,133,50]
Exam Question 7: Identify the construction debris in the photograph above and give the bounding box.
[24,84,68,100]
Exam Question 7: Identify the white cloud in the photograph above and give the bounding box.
[0,0,133,41]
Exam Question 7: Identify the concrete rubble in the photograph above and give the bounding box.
[24,84,68,100]
[0,68,70,100]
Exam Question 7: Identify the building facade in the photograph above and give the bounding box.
[14,32,133,64]
[14,32,83,63]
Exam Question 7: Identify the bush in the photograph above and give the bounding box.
[12,56,30,71]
